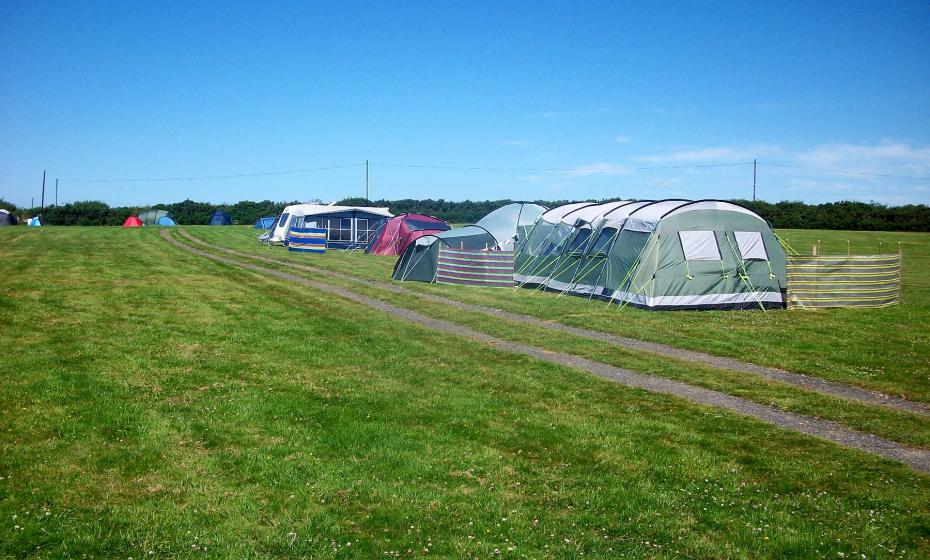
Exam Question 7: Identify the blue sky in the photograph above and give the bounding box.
[2,1,929,208]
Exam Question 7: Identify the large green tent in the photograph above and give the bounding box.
[515,199,786,310]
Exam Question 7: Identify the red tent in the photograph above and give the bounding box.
[366,213,451,256]
[123,216,144,227]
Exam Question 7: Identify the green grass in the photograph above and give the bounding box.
[175,228,930,451]
[189,226,930,404]
[2,226,930,559]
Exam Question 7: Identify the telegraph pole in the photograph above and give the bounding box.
[41,170,46,210]
[365,160,369,201]
[55,178,59,205]
[752,158,757,202]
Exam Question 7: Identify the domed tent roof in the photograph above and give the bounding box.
[138,209,174,225]
[156,216,176,226]
[473,202,547,251]
[0,209,18,226]
[27,216,42,227]
[208,210,233,225]
[367,213,451,256]
[123,215,143,227]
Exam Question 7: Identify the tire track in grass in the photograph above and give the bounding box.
[163,229,930,474]
[177,229,930,419]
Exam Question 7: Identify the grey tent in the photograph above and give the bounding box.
[393,202,546,282]
[515,199,786,310]
[0,209,18,226]
[138,209,175,225]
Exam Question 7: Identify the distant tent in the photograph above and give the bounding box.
[26,216,42,227]
[123,216,144,227]
[156,216,176,226]
[254,216,277,229]
[367,213,451,256]
[208,210,233,225]
[393,202,546,283]
[138,209,175,225]
[0,209,18,226]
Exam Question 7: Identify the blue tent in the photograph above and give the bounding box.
[27,216,42,227]
[254,216,277,229]
[208,210,233,226]
[157,216,177,226]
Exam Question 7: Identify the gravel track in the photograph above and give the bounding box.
[177,229,930,418]
[164,229,930,474]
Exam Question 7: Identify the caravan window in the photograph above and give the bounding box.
[277,213,290,227]
[589,228,618,255]
[734,231,768,260]
[321,218,352,241]
[678,231,721,260]
[566,228,593,253]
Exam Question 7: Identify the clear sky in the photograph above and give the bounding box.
[2,1,929,208]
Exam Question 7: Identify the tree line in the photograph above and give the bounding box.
[1,196,928,232]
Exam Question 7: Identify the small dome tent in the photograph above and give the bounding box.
[208,210,233,225]
[0,209,18,226]
[254,216,277,229]
[515,199,786,310]
[27,216,42,227]
[393,202,546,283]
[366,213,451,256]
[123,216,143,227]
[138,209,175,225]
[156,216,176,226]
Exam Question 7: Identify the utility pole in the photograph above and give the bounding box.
[31,197,34,208]
[55,178,59,205]
[41,170,46,210]
[752,159,757,202]
[365,159,369,201]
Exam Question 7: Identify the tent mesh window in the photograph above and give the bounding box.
[678,230,722,261]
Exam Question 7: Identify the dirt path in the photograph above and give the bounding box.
[177,229,930,418]
[164,230,930,474]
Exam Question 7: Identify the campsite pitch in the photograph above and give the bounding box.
[1,226,929,558]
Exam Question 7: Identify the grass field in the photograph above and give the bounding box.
[2,226,929,558]
[189,226,930,403]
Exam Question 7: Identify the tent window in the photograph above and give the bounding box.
[567,228,592,253]
[734,231,768,260]
[678,231,721,261]
[278,213,290,228]
[589,228,618,254]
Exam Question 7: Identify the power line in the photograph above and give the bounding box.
[371,161,753,172]
[61,163,366,183]
[757,161,930,181]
